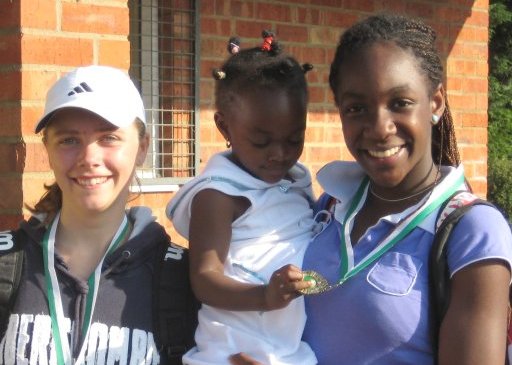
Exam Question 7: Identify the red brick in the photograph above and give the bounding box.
[0,1,20,28]
[0,105,22,136]
[21,70,58,101]
[0,33,21,65]
[305,125,324,143]
[460,112,488,128]
[323,11,357,28]
[200,18,231,36]
[475,61,488,76]
[308,109,329,123]
[310,0,342,6]
[21,105,45,136]
[323,125,343,143]
[98,39,130,69]
[461,78,487,93]
[200,0,215,15]
[256,3,292,23]
[450,42,488,61]
[458,25,487,43]
[375,0,407,13]
[24,142,50,172]
[472,0,488,9]
[201,60,222,79]
[62,3,129,35]
[21,35,94,66]
[466,178,486,197]
[0,142,26,173]
[305,67,327,84]
[235,20,274,39]
[201,38,232,59]
[229,1,255,18]
[434,6,469,25]
[464,9,488,27]
[199,82,214,103]
[20,0,56,29]
[459,145,487,162]
[309,86,327,103]
[0,71,21,101]
[297,7,321,25]
[448,93,475,110]
[282,45,304,60]
[473,161,487,179]
[275,24,308,43]
[310,28,339,46]
[455,127,478,144]
[475,93,488,111]
[342,0,375,12]
[0,214,23,231]
[199,124,216,144]
[0,176,23,210]
[447,59,477,76]
[405,2,434,19]
[446,76,463,92]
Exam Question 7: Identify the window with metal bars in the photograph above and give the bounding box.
[128,0,199,188]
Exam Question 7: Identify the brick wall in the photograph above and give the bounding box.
[0,0,489,239]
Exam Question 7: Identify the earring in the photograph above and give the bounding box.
[431,114,440,125]
[226,140,231,148]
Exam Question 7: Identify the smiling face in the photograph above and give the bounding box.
[215,89,307,184]
[335,41,444,191]
[44,108,148,215]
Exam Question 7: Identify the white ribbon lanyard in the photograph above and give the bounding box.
[337,168,465,284]
[42,212,130,364]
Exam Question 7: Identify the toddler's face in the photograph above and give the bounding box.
[219,89,307,184]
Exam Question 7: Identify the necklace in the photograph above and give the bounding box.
[369,164,441,203]
[369,183,436,202]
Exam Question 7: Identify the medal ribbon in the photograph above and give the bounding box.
[43,212,130,364]
[338,168,465,284]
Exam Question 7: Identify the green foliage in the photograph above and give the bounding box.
[488,158,512,220]
[488,0,512,219]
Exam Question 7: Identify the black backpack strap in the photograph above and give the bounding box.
[0,230,24,337]
[153,240,199,364]
[429,192,493,362]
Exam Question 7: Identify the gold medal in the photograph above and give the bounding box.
[300,270,339,295]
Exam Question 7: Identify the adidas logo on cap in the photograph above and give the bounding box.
[67,82,93,96]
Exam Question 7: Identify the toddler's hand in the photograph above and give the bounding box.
[263,264,312,310]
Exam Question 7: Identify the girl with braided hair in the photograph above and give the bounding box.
[167,32,317,364]
[300,13,512,365]
[231,13,512,365]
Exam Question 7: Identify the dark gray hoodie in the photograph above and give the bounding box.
[0,207,169,364]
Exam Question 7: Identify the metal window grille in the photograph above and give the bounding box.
[129,0,199,186]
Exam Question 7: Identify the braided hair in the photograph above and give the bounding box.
[213,31,313,116]
[329,14,460,167]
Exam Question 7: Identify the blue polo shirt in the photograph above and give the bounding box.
[303,162,512,365]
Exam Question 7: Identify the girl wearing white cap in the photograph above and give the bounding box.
[0,65,190,364]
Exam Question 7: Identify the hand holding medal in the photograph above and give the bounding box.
[300,270,340,295]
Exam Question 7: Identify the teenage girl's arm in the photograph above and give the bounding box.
[188,188,311,311]
[438,259,510,364]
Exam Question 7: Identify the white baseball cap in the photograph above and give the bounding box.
[35,65,146,133]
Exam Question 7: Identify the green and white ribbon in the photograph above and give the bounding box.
[43,212,130,364]
[337,168,465,284]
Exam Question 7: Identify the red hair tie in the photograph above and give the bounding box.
[261,30,274,52]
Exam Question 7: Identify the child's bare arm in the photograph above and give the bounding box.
[189,189,310,311]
